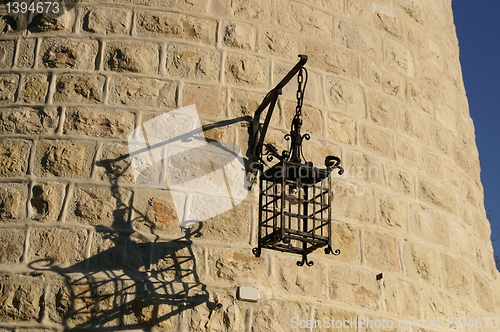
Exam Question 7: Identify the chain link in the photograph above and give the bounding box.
[295,68,306,118]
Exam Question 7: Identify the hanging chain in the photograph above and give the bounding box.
[295,67,307,119]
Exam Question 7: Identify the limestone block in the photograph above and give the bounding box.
[64,108,134,139]
[325,77,365,118]
[449,221,473,264]
[273,255,327,299]
[53,74,105,104]
[372,4,402,38]
[96,143,135,184]
[34,140,95,178]
[337,20,383,60]
[384,279,420,317]
[417,178,456,213]
[385,38,414,77]
[229,88,266,117]
[69,185,132,228]
[225,53,269,88]
[182,84,226,118]
[435,102,457,135]
[470,236,497,277]
[420,288,455,321]
[277,0,333,40]
[473,273,495,313]
[16,38,36,68]
[403,240,440,286]
[409,204,449,247]
[329,264,380,309]
[253,301,309,332]
[135,11,216,45]
[408,81,434,114]
[440,253,472,299]
[327,112,356,144]
[28,228,87,267]
[343,149,384,185]
[222,21,256,50]
[378,193,407,232]
[0,183,26,220]
[104,41,159,74]
[347,0,373,23]
[360,124,394,158]
[0,139,31,177]
[207,248,267,284]
[231,0,273,23]
[166,44,220,82]
[0,74,19,103]
[82,7,132,34]
[331,179,375,223]
[0,107,58,134]
[304,40,359,78]
[399,107,428,142]
[323,0,343,12]
[421,149,443,180]
[313,307,359,332]
[330,222,360,263]
[367,90,400,129]
[360,57,381,89]
[0,274,45,322]
[109,77,177,108]
[39,38,98,69]
[363,230,401,272]
[395,136,420,168]
[132,189,182,237]
[385,162,414,196]
[397,0,426,25]
[0,40,14,68]
[197,203,250,243]
[31,10,75,32]
[20,74,49,103]
[258,27,298,59]
[188,291,245,332]
[0,229,24,263]
[381,69,406,99]
[29,182,66,222]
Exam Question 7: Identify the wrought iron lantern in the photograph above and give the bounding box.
[250,55,344,266]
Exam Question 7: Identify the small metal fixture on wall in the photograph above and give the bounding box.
[250,55,344,267]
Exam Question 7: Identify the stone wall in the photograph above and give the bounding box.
[0,0,499,331]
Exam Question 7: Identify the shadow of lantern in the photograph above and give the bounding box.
[30,222,215,331]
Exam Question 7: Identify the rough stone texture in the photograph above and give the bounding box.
[69,186,132,228]
[28,228,87,267]
[64,108,134,139]
[0,139,31,177]
[104,41,159,74]
[39,38,99,70]
[0,74,19,102]
[34,140,96,178]
[20,74,49,103]
[109,77,177,108]
[82,7,132,35]
[0,1,498,331]
[53,74,105,104]
[0,183,26,221]
[0,107,58,135]
[0,229,25,263]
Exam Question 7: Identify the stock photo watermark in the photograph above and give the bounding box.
[291,316,500,329]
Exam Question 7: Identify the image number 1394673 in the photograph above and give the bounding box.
[5,1,61,14]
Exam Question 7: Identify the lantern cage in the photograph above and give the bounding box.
[250,55,344,267]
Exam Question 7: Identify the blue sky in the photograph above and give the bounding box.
[452,1,500,262]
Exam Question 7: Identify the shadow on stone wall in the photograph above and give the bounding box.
[25,116,251,330]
